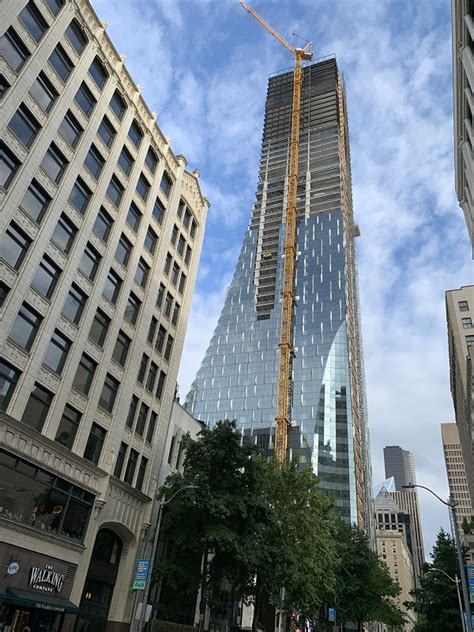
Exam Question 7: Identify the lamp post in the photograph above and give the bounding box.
[402,483,472,632]
[428,567,466,632]
[133,483,198,632]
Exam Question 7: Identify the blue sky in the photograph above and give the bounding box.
[92,0,472,554]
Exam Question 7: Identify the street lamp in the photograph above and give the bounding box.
[402,483,472,632]
[133,483,198,632]
[428,567,466,632]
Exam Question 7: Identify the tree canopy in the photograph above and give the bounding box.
[154,419,405,631]
[407,529,463,632]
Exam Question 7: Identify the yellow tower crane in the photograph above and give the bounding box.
[239,2,313,462]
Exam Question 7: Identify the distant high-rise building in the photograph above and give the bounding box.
[186,57,373,530]
[384,445,416,490]
[451,0,474,252]
[446,286,474,509]
[383,446,425,581]
[441,422,473,534]
[0,1,208,630]
[374,487,416,628]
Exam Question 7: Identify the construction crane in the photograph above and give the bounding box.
[240,2,313,462]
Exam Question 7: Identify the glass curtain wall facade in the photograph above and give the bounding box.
[186,58,371,527]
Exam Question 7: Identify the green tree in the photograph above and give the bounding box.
[155,421,339,630]
[333,521,405,630]
[407,529,463,632]
[155,420,265,627]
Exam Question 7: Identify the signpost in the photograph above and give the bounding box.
[132,559,150,590]
[468,565,474,604]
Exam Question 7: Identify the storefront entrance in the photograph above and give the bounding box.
[0,603,63,632]
[74,530,122,632]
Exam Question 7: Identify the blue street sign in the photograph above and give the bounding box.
[328,608,335,622]
[467,565,474,603]
[132,558,150,590]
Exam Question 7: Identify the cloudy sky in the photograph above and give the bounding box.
[92,0,472,554]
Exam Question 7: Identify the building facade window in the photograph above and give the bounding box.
[156,283,165,309]
[114,442,128,477]
[135,457,148,491]
[83,422,106,464]
[79,242,101,281]
[462,317,473,329]
[44,0,64,16]
[146,411,157,444]
[48,43,73,81]
[19,1,47,41]
[128,120,143,148]
[123,448,138,484]
[112,330,131,367]
[58,110,83,147]
[137,354,149,384]
[8,303,42,351]
[146,363,158,393]
[156,370,166,399]
[172,302,180,326]
[21,383,53,431]
[43,330,71,374]
[20,179,51,223]
[106,175,124,207]
[134,258,149,288]
[115,234,132,267]
[98,116,116,148]
[124,292,141,326]
[0,28,30,73]
[459,301,470,312]
[62,284,87,324]
[0,75,10,100]
[75,82,96,117]
[99,374,120,413]
[152,197,165,224]
[2,223,31,269]
[89,309,110,348]
[147,317,158,344]
[135,403,149,437]
[155,325,166,354]
[0,142,21,189]
[126,395,139,429]
[144,228,157,255]
[65,19,87,55]
[55,404,81,449]
[52,214,77,254]
[164,335,174,362]
[160,171,172,196]
[0,360,21,412]
[30,71,58,114]
[84,144,104,178]
[8,104,41,148]
[126,203,142,232]
[41,143,68,183]
[145,148,158,173]
[102,268,122,305]
[118,146,133,175]
[89,56,108,88]
[93,207,113,242]
[136,174,150,201]
[72,354,97,396]
[0,449,94,543]
[109,90,126,120]
[31,255,61,299]
[68,177,91,214]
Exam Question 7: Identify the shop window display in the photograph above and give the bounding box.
[0,449,94,542]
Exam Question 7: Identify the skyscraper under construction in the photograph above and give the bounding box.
[186,57,372,528]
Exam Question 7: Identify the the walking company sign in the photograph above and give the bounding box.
[29,565,65,593]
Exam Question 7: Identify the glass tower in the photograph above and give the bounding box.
[186,58,372,527]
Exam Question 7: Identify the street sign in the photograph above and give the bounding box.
[328,608,335,622]
[132,558,150,590]
[467,565,474,603]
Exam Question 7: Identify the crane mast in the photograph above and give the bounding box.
[239,2,313,462]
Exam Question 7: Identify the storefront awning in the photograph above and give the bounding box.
[4,588,79,613]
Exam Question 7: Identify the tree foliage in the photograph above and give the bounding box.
[154,420,405,630]
[332,521,405,628]
[407,529,463,632]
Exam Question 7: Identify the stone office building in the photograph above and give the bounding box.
[0,1,209,631]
